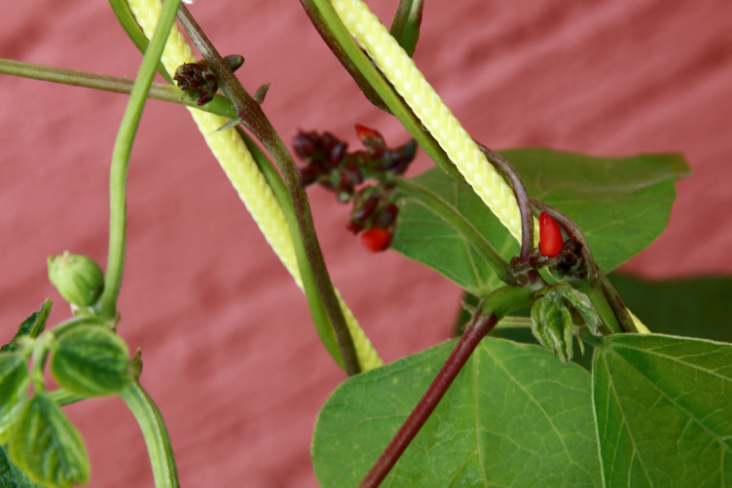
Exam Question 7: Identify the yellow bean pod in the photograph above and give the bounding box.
[126,0,383,370]
[331,0,649,333]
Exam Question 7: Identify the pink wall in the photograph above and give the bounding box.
[1,0,731,486]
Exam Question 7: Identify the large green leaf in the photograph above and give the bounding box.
[49,324,131,397]
[8,393,90,488]
[593,334,732,488]
[313,338,601,487]
[393,168,518,295]
[609,273,732,342]
[392,150,689,295]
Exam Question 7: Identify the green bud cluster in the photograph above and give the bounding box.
[530,284,602,364]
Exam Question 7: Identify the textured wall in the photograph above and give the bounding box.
[1,0,731,486]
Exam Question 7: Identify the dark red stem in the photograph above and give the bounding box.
[476,143,534,265]
[357,310,498,488]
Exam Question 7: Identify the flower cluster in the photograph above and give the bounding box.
[294,126,417,251]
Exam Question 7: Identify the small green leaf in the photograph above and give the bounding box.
[313,338,601,487]
[392,150,689,294]
[0,445,44,488]
[50,325,130,397]
[593,334,732,487]
[0,354,28,419]
[1,300,52,353]
[8,393,90,488]
[609,273,732,342]
[389,0,424,57]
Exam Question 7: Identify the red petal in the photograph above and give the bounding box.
[360,228,392,253]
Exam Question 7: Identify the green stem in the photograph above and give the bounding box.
[120,382,180,488]
[300,0,464,181]
[496,316,532,328]
[395,177,516,285]
[98,0,183,319]
[237,128,346,369]
[177,6,361,375]
[108,0,172,83]
[0,58,237,119]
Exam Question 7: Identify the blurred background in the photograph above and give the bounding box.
[1,0,731,486]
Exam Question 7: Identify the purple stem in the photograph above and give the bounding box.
[357,310,498,488]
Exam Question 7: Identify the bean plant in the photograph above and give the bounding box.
[1,1,730,487]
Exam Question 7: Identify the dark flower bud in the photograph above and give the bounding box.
[382,140,417,175]
[348,187,382,232]
[173,62,218,105]
[375,203,399,228]
[351,194,380,224]
[298,164,321,187]
[293,131,319,160]
[48,252,105,307]
[328,142,348,166]
[319,132,340,156]
[341,162,363,186]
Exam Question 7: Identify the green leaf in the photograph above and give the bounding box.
[1,300,52,353]
[0,445,43,488]
[392,150,689,294]
[0,354,28,419]
[8,393,90,488]
[50,325,131,397]
[609,273,732,342]
[389,0,424,57]
[593,334,732,487]
[393,169,518,295]
[313,338,601,487]
[510,150,689,273]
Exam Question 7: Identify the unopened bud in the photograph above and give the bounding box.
[48,252,105,307]
[223,54,245,73]
[173,62,218,106]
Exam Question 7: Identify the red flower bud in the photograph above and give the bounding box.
[360,228,392,253]
[355,124,382,141]
[355,124,386,156]
[539,212,563,257]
